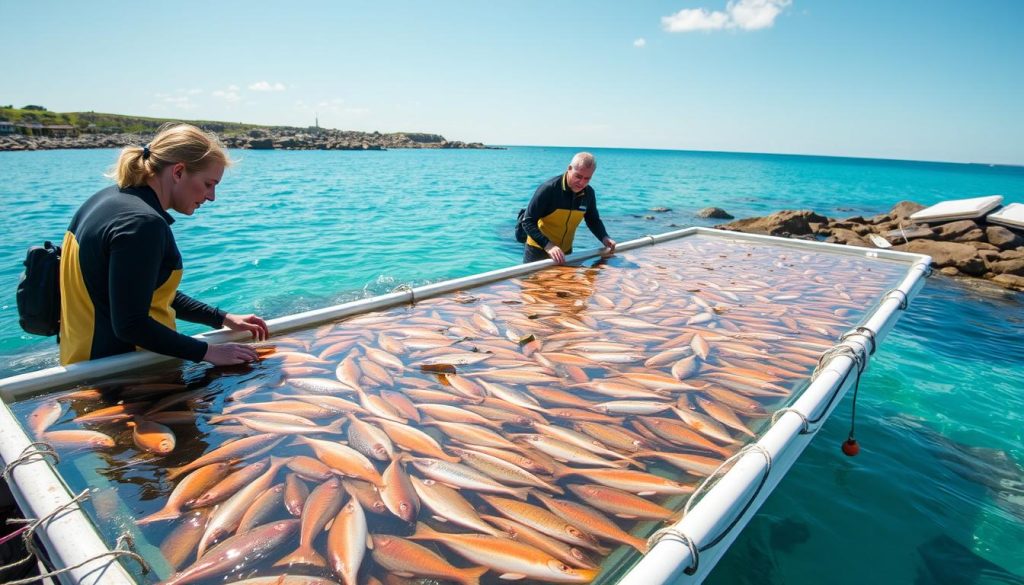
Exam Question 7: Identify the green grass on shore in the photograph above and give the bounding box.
[0,106,280,136]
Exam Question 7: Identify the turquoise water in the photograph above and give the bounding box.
[1,147,1023,583]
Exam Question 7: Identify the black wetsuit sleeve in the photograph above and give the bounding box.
[173,292,226,329]
[522,182,555,248]
[583,190,609,242]
[107,215,208,362]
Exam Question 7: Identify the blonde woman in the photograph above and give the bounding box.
[58,123,268,366]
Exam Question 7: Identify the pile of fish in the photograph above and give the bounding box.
[15,236,905,585]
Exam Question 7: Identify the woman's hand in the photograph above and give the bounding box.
[544,243,566,265]
[223,313,270,341]
[203,342,258,365]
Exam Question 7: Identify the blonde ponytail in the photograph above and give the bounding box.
[107,123,231,188]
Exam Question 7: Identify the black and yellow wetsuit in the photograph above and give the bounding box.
[522,172,609,262]
[59,185,225,365]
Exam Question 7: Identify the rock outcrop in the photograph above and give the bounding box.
[0,127,495,152]
[716,202,1024,292]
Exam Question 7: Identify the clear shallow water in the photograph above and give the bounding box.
[1,147,1023,583]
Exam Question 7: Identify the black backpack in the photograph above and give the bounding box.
[515,208,528,243]
[16,241,62,337]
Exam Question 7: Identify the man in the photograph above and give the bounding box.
[521,152,616,264]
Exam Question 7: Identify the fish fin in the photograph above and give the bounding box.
[614,514,639,520]
[366,533,374,549]
[498,574,527,580]
[549,461,575,479]
[460,566,489,585]
[638,490,657,497]
[510,487,532,501]
[135,507,181,526]
[273,546,327,568]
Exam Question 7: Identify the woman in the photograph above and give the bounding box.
[58,123,268,366]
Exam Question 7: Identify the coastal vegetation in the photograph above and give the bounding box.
[0,105,489,151]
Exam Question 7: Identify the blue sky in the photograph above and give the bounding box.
[2,0,1021,164]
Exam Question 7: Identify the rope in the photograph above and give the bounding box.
[840,325,877,356]
[2,442,59,481]
[0,490,150,583]
[771,407,810,434]
[648,443,773,575]
[882,288,909,311]
[807,345,865,427]
[646,527,700,575]
[391,283,416,305]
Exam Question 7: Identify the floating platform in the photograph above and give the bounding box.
[0,227,930,585]
[985,202,1024,231]
[908,194,1003,223]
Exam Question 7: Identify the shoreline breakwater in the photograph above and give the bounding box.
[713,201,1024,292]
[0,128,494,152]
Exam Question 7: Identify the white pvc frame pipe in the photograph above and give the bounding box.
[0,227,930,585]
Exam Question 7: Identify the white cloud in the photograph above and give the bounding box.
[634,38,647,48]
[249,81,287,92]
[662,0,791,33]
[151,91,198,110]
[212,86,241,103]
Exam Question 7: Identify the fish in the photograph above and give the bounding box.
[327,498,369,585]
[137,463,230,525]
[299,437,383,486]
[532,491,649,553]
[477,495,606,553]
[284,473,310,516]
[566,483,676,521]
[406,457,530,500]
[409,522,599,583]
[447,446,564,494]
[370,534,488,585]
[159,519,299,585]
[165,434,284,481]
[236,483,285,533]
[26,399,63,438]
[276,477,346,568]
[347,415,395,461]
[287,455,336,482]
[196,456,291,558]
[481,514,598,570]
[159,509,210,571]
[42,429,115,449]
[127,417,176,455]
[380,457,420,522]
[410,476,504,536]
[189,460,269,509]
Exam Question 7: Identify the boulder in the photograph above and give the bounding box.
[649,207,672,213]
[985,226,1022,249]
[992,274,1024,291]
[882,224,934,243]
[248,138,274,149]
[888,201,925,221]
[966,241,1000,251]
[893,240,986,276]
[987,258,1024,276]
[939,267,960,276]
[826,228,868,247]
[999,249,1024,260]
[697,207,732,219]
[718,210,827,236]
[934,220,982,241]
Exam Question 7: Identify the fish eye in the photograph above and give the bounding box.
[567,527,584,537]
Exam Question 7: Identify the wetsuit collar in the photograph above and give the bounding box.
[123,185,175,225]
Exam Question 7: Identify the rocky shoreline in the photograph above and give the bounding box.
[711,201,1024,292]
[0,128,495,152]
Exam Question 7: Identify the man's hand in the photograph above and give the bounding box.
[602,236,617,254]
[223,313,270,341]
[544,243,566,265]
[203,342,258,365]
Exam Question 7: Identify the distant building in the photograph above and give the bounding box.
[0,121,14,135]
[43,125,78,138]
[16,122,43,135]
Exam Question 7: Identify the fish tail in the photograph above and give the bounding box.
[628,535,650,554]
[165,465,189,481]
[409,521,440,541]
[549,461,577,479]
[456,565,489,585]
[273,546,327,568]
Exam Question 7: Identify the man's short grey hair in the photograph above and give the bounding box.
[570,152,596,171]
